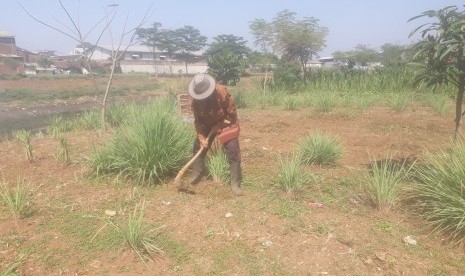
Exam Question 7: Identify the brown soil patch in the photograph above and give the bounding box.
[0,93,464,275]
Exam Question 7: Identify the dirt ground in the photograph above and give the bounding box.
[0,77,464,275]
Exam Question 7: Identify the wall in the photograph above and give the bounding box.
[120,60,208,75]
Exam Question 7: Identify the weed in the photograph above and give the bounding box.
[55,134,70,164]
[298,132,342,166]
[421,93,451,115]
[283,95,299,111]
[207,150,230,183]
[13,130,33,160]
[88,98,195,184]
[362,154,414,212]
[411,140,465,245]
[386,92,413,111]
[0,178,32,219]
[109,201,162,263]
[276,153,313,194]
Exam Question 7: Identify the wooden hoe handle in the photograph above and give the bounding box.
[173,130,215,184]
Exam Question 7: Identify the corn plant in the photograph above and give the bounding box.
[14,130,33,160]
[276,154,312,194]
[362,154,414,212]
[1,177,32,219]
[411,141,465,245]
[207,150,230,183]
[298,132,342,166]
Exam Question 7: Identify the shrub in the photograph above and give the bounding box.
[14,130,33,160]
[411,141,465,245]
[362,155,414,212]
[88,98,195,184]
[298,132,342,166]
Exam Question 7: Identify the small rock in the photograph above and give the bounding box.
[365,258,373,265]
[375,252,387,262]
[243,139,251,143]
[90,260,102,268]
[403,235,417,245]
[161,200,171,206]
[225,212,233,218]
[262,240,273,247]
[105,210,117,217]
[262,146,269,151]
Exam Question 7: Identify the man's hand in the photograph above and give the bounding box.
[198,135,208,149]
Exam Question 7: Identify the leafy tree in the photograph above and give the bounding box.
[173,25,207,75]
[409,6,465,139]
[136,22,162,77]
[380,43,411,67]
[272,10,328,83]
[205,34,250,85]
[37,55,52,68]
[333,44,380,68]
[249,19,275,94]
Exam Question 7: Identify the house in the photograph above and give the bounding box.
[0,30,24,74]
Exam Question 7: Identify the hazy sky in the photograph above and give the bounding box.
[2,0,464,56]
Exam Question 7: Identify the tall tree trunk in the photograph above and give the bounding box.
[263,65,269,95]
[454,76,465,141]
[101,59,117,130]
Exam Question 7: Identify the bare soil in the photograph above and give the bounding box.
[0,77,464,275]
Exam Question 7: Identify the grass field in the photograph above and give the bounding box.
[0,72,464,275]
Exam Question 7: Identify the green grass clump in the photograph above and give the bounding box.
[1,178,32,219]
[55,134,70,164]
[88,98,195,184]
[283,95,299,111]
[421,93,450,115]
[75,110,101,130]
[109,201,161,263]
[14,130,33,160]
[276,154,313,194]
[298,132,342,166]
[411,141,465,245]
[385,92,413,111]
[362,155,414,212]
[48,116,74,137]
[207,150,230,183]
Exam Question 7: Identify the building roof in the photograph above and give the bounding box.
[0,30,15,37]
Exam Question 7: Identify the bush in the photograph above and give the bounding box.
[276,154,313,194]
[362,155,414,212]
[207,150,230,183]
[271,59,302,89]
[298,132,342,166]
[88,98,195,184]
[411,141,465,245]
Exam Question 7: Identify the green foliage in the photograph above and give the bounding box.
[37,55,53,68]
[88,98,195,184]
[411,141,465,245]
[48,116,74,137]
[421,93,451,115]
[272,59,302,88]
[298,132,342,166]
[206,34,250,85]
[276,154,313,194]
[56,134,70,164]
[14,130,33,160]
[385,92,413,111]
[283,95,299,111]
[109,201,161,262]
[207,150,230,183]
[312,92,341,112]
[362,155,414,212]
[1,177,32,219]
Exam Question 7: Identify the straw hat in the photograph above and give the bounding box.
[188,74,216,100]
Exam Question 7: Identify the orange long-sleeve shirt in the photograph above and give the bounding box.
[191,84,238,140]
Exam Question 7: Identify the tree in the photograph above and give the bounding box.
[22,1,149,129]
[205,34,250,85]
[37,55,52,68]
[409,6,465,139]
[380,43,410,67]
[174,26,207,75]
[333,44,380,69]
[272,10,328,83]
[249,19,275,94]
[136,22,162,77]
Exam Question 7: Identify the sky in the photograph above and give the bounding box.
[1,0,464,56]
